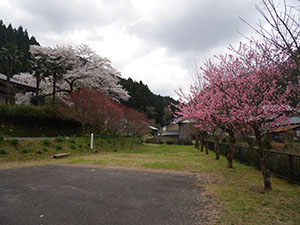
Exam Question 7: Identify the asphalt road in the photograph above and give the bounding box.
[0,165,211,225]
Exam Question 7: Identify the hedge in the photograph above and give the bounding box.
[0,105,81,137]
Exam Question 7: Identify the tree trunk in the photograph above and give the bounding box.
[9,85,16,105]
[52,73,56,104]
[200,141,204,152]
[5,72,11,105]
[255,128,272,191]
[36,74,40,97]
[205,141,208,155]
[226,132,235,168]
[195,138,200,149]
[215,142,220,160]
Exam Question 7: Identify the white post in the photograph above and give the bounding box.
[90,133,94,149]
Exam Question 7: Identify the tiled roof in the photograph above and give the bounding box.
[287,116,300,125]
[269,124,300,133]
[0,73,36,89]
[148,126,158,131]
[160,130,179,136]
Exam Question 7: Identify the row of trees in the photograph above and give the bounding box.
[174,0,300,191]
[119,77,178,125]
[0,20,39,76]
[58,89,149,136]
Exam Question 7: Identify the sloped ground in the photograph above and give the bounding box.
[0,164,213,225]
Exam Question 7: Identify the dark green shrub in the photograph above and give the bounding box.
[135,140,142,145]
[166,141,174,145]
[0,148,7,155]
[262,134,271,150]
[10,139,19,146]
[97,142,103,147]
[70,144,76,150]
[42,147,49,152]
[0,135,4,143]
[78,144,83,148]
[0,105,82,137]
[56,145,63,150]
[285,141,297,151]
[55,137,64,142]
[22,146,31,154]
[70,138,76,144]
[42,139,51,146]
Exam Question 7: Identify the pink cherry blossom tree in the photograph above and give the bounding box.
[175,62,241,168]
[175,40,297,190]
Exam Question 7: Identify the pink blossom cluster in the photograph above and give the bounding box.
[175,42,300,134]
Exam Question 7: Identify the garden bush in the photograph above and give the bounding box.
[42,139,51,146]
[21,146,31,154]
[262,134,271,150]
[55,137,64,143]
[0,148,7,155]
[10,139,19,146]
[0,105,81,137]
[55,145,63,150]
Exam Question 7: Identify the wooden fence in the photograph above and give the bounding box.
[206,141,300,184]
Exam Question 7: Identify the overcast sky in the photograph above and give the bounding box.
[1,0,267,98]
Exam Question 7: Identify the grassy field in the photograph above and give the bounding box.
[0,139,299,224]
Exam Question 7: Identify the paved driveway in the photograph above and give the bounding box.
[0,165,211,225]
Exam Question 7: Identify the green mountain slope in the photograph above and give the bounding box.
[119,77,178,126]
[0,20,39,75]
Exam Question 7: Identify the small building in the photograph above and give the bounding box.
[162,121,178,132]
[148,126,159,136]
[178,119,194,144]
[159,119,194,144]
[269,116,300,142]
[0,73,36,104]
[160,130,179,144]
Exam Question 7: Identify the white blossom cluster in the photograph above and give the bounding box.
[14,44,129,103]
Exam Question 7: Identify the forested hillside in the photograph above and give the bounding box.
[0,20,39,75]
[119,77,178,126]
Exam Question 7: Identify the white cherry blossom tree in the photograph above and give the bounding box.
[14,44,129,104]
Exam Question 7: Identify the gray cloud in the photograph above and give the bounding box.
[129,0,260,55]
[0,0,264,97]
[5,0,137,34]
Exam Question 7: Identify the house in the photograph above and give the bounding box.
[0,73,36,104]
[159,119,194,144]
[178,119,195,144]
[160,121,179,144]
[148,126,159,136]
[269,116,300,142]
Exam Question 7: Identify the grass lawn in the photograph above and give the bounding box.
[0,139,299,224]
